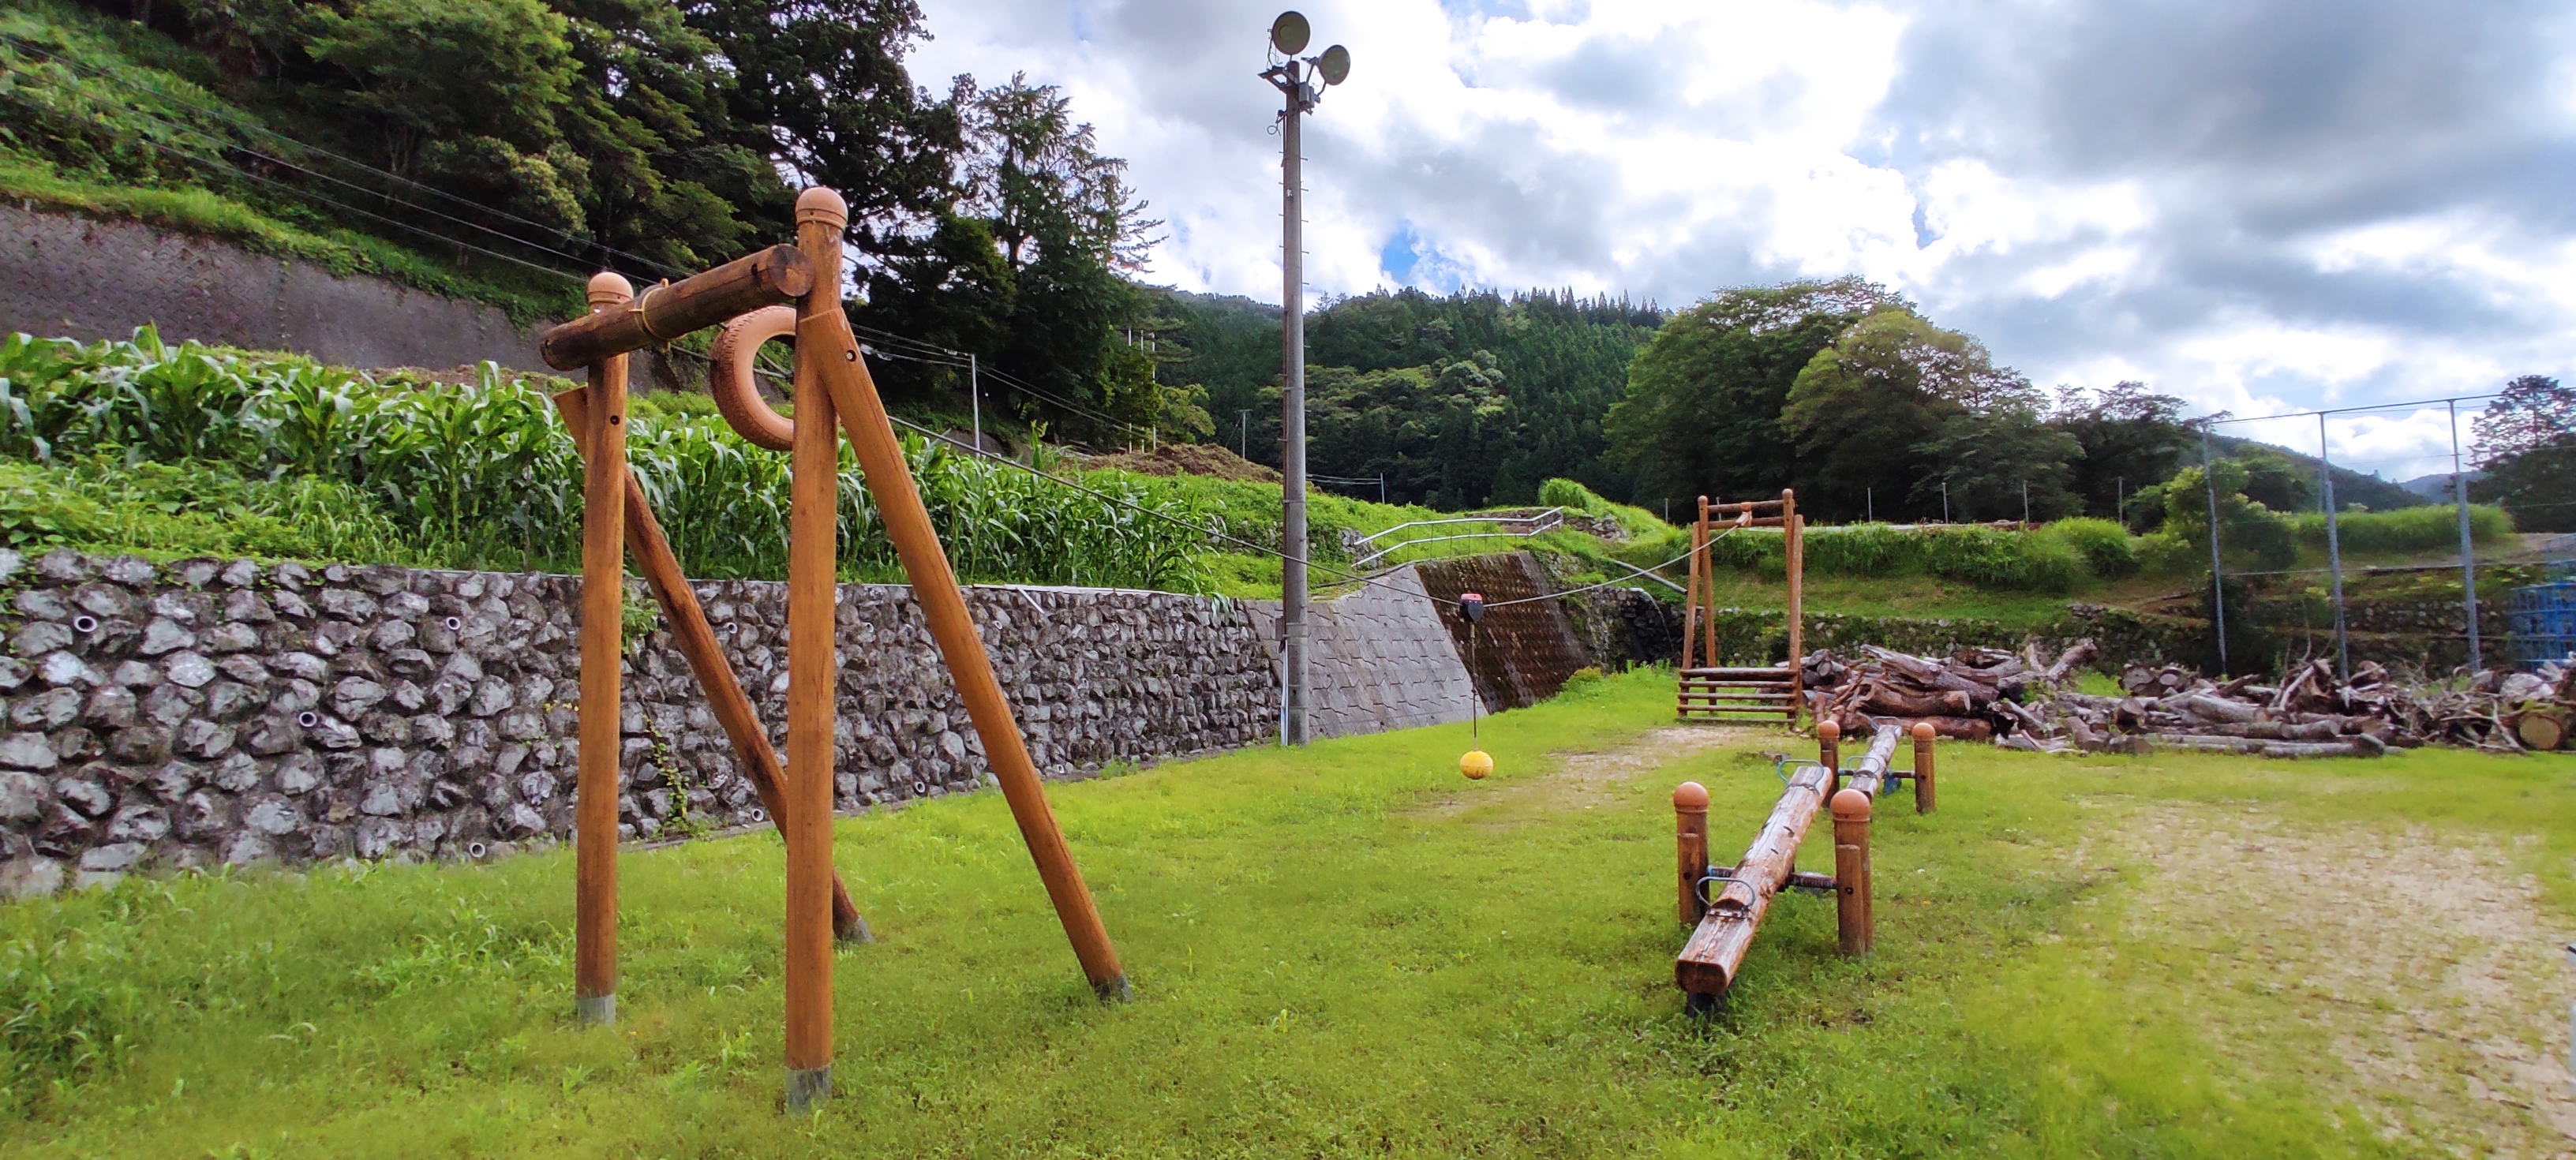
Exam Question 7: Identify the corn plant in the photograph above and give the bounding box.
[0,330,1216,591]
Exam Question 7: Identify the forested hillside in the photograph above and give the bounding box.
[1161,288,1661,508]
[0,0,1189,445]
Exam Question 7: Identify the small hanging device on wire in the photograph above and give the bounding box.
[1458,592,1492,779]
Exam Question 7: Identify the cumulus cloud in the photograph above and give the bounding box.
[908,0,2576,477]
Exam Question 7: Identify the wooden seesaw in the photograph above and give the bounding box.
[537,186,1125,1112]
[1668,720,1937,1013]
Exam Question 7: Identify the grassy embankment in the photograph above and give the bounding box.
[0,1,575,324]
[5,668,2570,1156]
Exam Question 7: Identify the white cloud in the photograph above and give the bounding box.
[908,0,2576,463]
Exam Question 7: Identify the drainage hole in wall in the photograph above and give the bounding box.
[749,807,767,823]
[444,616,462,631]
[297,711,319,728]
[912,779,930,796]
[71,615,97,633]
[466,840,488,859]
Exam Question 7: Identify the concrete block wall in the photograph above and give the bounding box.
[0,204,545,372]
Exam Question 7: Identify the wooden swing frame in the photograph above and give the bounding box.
[538,187,1126,1112]
[1676,489,1804,724]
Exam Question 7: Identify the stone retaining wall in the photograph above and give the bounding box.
[0,550,1285,896]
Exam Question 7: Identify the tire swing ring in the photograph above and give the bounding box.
[706,305,799,451]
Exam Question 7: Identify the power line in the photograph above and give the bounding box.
[0,31,697,283]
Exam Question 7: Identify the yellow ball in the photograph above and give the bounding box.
[1459,750,1493,780]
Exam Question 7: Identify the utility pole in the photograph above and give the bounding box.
[1240,409,1252,462]
[1262,13,1348,747]
[969,353,981,454]
[1941,481,1949,523]
[2021,479,2030,527]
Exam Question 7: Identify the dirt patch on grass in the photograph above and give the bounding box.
[1414,724,1767,821]
[2119,803,2576,1155]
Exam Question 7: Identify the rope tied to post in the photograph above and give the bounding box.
[629,279,677,347]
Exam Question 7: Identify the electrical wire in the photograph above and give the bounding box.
[0,32,698,283]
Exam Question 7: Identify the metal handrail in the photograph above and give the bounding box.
[1351,507,1564,568]
[1354,507,1564,547]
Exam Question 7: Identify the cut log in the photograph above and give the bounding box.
[2042,638,2099,685]
[1835,713,1992,742]
[1858,685,1975,717]
[2171,694,2258,724]
[2514,710,2566,752]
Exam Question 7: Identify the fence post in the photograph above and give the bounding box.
[1818,719,1841,790]
[2200,423,2230,675]
[2451,399,2482,672]
[2320,414,2350,679]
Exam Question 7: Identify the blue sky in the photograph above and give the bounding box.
[909,0,2576,480]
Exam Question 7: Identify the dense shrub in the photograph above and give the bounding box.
[2044,518,2138,579]
[0,330,1216,589]
[2287,503,2512,556]
[1538,477,1606,513]
[1676,522,2090,593]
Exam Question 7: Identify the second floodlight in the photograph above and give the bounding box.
[1317,43,1350,85]
[1271,10,1310,55]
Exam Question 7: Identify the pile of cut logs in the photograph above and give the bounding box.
[1801,642,2576,757]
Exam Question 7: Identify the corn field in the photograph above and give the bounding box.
[0,329,1216,591]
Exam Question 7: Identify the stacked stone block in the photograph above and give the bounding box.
[0,550,1280,896]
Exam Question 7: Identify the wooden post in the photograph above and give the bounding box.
[574,271,631,1027]
[795,189,1129,1002]
[1818,719,1840,788]
[1911,721,1937,814]
[538,245,813,370]
[1782,489,1802,688]
[1832,788,1872,956]
[1690,495,1710,664]
[1674,782,1709,924]
[551,387,868,943]
[1680,496,1706,672]
[781,189,842,1112]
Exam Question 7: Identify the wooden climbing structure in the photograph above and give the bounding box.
[1669,720,1936,1011]
[537,187,1126,1113]
[1676,490,1803,723]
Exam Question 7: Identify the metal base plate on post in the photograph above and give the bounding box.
[575,993,615,1026]
[785,1065,832,1113]
[1094,974,1133,1003]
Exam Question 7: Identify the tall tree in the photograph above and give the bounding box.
[2472,374,2576,533]
[1604,278,1895,512]
[680,0,956,255]
[2047,381,2190,522]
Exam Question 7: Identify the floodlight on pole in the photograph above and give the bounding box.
[1262,13,1349,747]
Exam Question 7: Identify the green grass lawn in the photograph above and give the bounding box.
[5,670,2570,1157]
